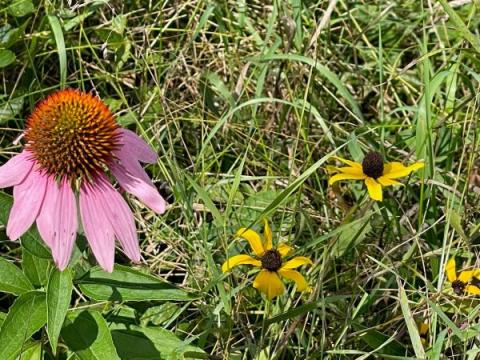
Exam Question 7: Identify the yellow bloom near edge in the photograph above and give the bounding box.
[222,220,313,300]
[328,152,424,201]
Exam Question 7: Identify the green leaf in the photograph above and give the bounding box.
[398,280,425,359]
[47,15,67,88]
[0,257,33,295]
[61,310,120,359]
[112,326,205,360]
[0,49,15,68]
[437,0,480,53]
[0,192,51,260]
[17,341,42,360]
[0,291,47,360]
[22,250,51,287]
[7,0,34,17]
[77,265,195,302]
[47,269,73,355]
[331,213,372,257]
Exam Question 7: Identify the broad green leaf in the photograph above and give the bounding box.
[0,257,33,295]
[77,265,195,301]
[112,326,205,360]
[47,269,73,355]
[0,49,15,68]
[0,291,47,360]
[17,341,42,360]
[22,251,51,287]
[61,310,120,359]
[8,0,34,17]
[357,328,406,356]
[21,227,52,259]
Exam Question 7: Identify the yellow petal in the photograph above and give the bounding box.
[364,177,383,201]
[465,284,480,295]
[236,228,264,256]
[458,270,475,283]
[333,156,362,169]
[253,270,285,300]
[278,269,310,292]
[263,219,272,250]
[325,165,340,174]
[445,257,457,282]
[377,176,403,187]
[383,161,424,179]
[278,243,293,257]
[282,256,313,270]
[334,166,365,176]
[222,254,261,272]
[328,173,367,186]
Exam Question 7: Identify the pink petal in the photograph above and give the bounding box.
[7,168,48,240]
[0,151,34,188]
[118,128,158,163]
[96,175,140,262]
[79,179,115,272]
[110,162,166,214]
[37,178,77,270]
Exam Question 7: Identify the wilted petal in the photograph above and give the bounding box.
[118,128,157,163]
[7,168,47,240]
[79,179,115,272]
[0,151,34,188]
[110,162,166,215]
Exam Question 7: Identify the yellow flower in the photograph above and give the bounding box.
[445,257,480,295]
[222,220,313,300]
[328,152,424,201]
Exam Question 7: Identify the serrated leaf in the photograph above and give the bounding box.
[0,257,33,295]
[61,310,120,360]
[0,291,47,360]
[47,269,73,355]
[112,326,205,360]
[77,265,195,302]
[0,49,15,68]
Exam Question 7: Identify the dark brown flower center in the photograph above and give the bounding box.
[452,280,465,295]
[261,249,282,271]
[362,151,384,179]
[24,89,120,181]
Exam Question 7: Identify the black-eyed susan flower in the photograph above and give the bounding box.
[328,151,424,201]
[222,220,313,300]
[445,257,480,295]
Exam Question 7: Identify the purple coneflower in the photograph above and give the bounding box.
[0,89,166,272]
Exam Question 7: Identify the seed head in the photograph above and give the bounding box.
[261,249,282,272]
[25,89,120,181]
[362,151,384,179]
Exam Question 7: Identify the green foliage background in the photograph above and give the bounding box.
[1,0,480,358]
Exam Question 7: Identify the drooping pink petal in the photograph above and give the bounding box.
[94,174,140,262]
[36,176,58,249]
[37,178,77,270]
[110,162,166,215]
[79,179,115,272]
[0,151,34,188]
[7,168,48,240]
[118,128,157,163]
